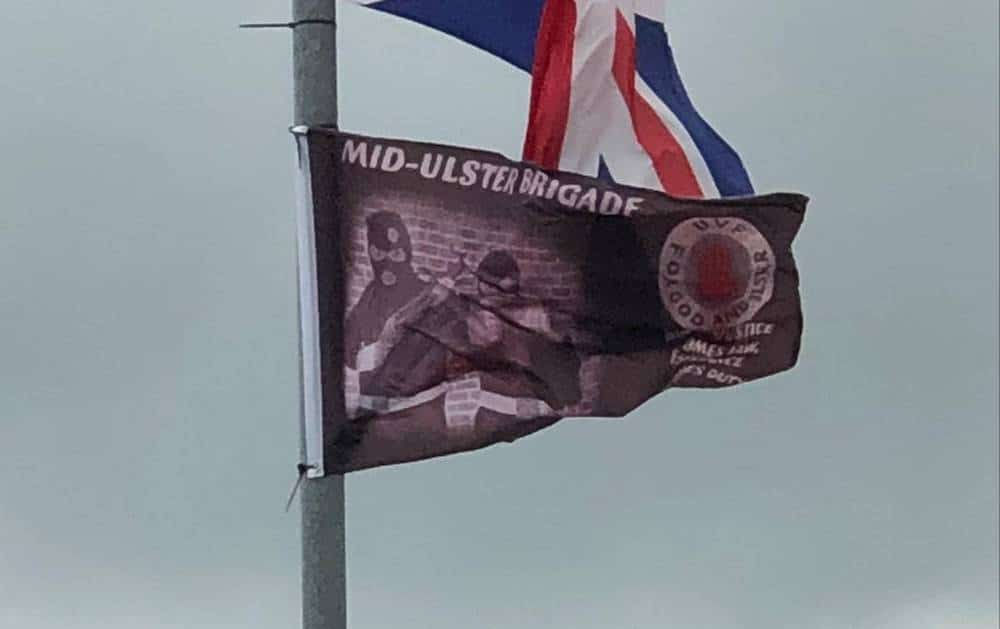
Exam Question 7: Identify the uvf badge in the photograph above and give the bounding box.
[659,217,776,331]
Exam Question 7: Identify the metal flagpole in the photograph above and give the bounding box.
[292,1,346,628]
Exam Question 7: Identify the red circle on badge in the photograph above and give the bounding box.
[688,235,750,308]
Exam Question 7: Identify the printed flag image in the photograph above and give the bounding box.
[353,0,753,197]
[294,128,806,475]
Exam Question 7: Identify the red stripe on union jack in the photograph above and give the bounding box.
[610,9,703,196]
[522,0,577,169]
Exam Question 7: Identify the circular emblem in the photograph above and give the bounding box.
[659,217,775,331]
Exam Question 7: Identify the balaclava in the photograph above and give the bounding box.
[366,211,415,287]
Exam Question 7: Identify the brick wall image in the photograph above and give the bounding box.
[345,191,583,313]
[342,191,601,427]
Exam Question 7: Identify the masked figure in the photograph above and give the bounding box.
[463,251,582,421]
[353,244,583,438]
[345,211,431,370]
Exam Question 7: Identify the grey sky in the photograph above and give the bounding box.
[1,1,997,628]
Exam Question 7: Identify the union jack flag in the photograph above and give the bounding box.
[354,0,753,198]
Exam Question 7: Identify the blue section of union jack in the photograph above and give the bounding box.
[359,0,753,198]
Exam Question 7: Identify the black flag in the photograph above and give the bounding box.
[294,128,807,474]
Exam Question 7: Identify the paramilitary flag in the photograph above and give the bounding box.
[351,0,753,197]
[294,128,805,475]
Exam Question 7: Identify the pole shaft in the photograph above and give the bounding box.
[293,0,337,126]
[292,2,345,629]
